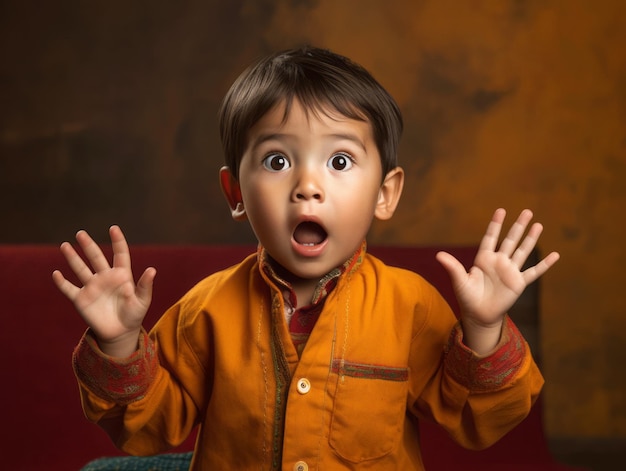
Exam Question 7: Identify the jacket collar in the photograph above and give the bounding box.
[257,241,366,309]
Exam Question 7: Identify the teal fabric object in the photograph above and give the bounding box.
[81,452,193,471]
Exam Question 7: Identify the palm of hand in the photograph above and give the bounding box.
[72,267,148,342]
[455,249,528,326]
[52,226,156,346]
[436,209,560,328]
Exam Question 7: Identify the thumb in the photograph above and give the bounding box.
[136,267,156,305]
[436,251,468,288]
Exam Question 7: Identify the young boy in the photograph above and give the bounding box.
[53,46,559,470]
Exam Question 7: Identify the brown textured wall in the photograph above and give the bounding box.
[1,1,624,439]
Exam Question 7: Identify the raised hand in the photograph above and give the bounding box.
[52,225,156,357]
[436,209,560,353]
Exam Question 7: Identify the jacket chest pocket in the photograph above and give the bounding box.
[329,361,409,462]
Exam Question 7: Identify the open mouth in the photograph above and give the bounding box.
[293,221,328,246]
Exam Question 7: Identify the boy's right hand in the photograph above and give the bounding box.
[52,225,156,358]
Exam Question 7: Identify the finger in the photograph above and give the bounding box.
[511,222,543,268]
[60,240,97,285]
[436,251,469,288]
[110,225,133,271]
[135,267,156,305]
[51,269,80,300]
[498,209,534,257]
[522,251,561,285]
[76,230,112,273]
[478,208,506,253]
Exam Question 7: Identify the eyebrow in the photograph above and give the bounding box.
[328,133,367,151]
[251,132,367,151]
[250,133,289,147]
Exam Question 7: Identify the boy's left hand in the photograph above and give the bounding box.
[436,208,560,333]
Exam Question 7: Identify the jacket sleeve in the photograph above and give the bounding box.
[410,285,544,450]
[72,300,208,456]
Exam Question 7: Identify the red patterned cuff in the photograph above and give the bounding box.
[72,329,158,405]
[444,316,526,392]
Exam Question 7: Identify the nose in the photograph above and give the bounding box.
[292,166,324,202]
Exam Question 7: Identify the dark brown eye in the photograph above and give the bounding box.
[263,153,290,172]
[328,153,353,171]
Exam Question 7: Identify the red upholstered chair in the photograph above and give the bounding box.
[0,245,585,470]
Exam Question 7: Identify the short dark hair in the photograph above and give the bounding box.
[219,46,403,179]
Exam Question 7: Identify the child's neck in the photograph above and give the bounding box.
[266,258,324,310]
[289,277,320,310]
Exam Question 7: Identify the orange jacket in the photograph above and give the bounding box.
[74,251,543,470]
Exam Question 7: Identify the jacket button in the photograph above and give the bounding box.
[296,378,311,394]
[294,460,308,471]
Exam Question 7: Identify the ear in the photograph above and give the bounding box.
[374,167,404,221]
[219,166,247,221]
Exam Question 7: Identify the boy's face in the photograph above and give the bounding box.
[223,99,401,281]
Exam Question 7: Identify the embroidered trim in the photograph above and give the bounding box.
[331,359,409,382]
[256,289,269,467]
[72,329,158,405]
[444,316,526,392]
[269,293,292,470]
